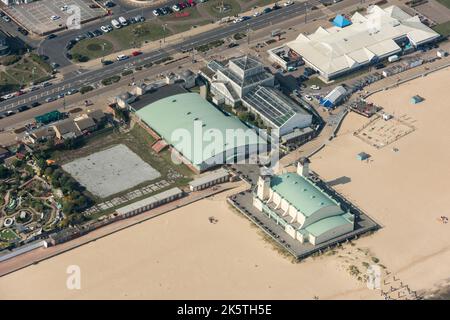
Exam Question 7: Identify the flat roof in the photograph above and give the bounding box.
[189,168,229,188]
[129,85,187,112]
[270,173,343,217]
[136,93,266,168]
[116,187,183,215]
[287,5,439,77]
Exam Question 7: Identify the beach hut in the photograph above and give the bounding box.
[357,152,370,161]
[411,95,423,104]
[333,15,352,28]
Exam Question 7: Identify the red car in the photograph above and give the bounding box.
[131,51,142,56]
[188,0,196,6]
[178,2,187,9]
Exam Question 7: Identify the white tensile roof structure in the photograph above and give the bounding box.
[287,5,440,80]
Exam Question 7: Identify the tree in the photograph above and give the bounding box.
[44,167,54,177]
[0,165,10,179]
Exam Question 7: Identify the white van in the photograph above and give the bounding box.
[118,16,128,26]
[116,54,129,61]
[111,19,121,29]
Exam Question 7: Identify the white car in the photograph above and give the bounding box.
[172,4,180,11]
[152,9,160,16]
[101,25,111,33]
[61,5,68,11]
[253,11,261,17]
[284,0,294,6]
[116,54,129,61]
[50,15,60,21]
[304,94,313,101]
[310,85,321,90]
[233,17,244,23]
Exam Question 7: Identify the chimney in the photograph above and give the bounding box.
[297,157,310,177]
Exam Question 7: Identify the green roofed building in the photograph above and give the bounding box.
[35,110,63,125]
[253,157,354,245]
[135,92,267,172]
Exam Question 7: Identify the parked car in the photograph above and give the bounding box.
[152,9,161,16]
[172,4,181,11]
[284,0,294,6]
[116,54,129,61]
[92,29,103,37]
[45,97,56,103]
[31,101,41,108]
[104,1,115,8]
[131,51,142,56]
[66,89,78,95]
[263,7,272,14]
[2,15,10,22]
[50,15,61,21]
[17,105,29,112]
[304,94,312,101]
[46,33,57,39]
[310,84,320,90]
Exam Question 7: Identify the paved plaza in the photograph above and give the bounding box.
[62,144,161,198]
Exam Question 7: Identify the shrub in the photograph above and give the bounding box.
[80,86,94,94]
[122,69,133,77]
[101,75,121,86]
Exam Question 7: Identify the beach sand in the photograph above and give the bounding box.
[310,67,450,294]
[0,187,379,299]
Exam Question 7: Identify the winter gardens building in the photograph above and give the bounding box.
[204,56,313,138]
[287,5,440,81]
[253,158,354,245]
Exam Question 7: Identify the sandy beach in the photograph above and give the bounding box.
[1,68,449,300]
[310,67,450,295]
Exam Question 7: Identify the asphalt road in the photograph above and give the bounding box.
[0,0,360,116]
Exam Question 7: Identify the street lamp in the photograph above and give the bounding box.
[163,24,168,44]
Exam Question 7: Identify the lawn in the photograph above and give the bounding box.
[436,0,450,10]
[204,0,242,18]
[0,54,52,91]
[168,20,212,33]
[433,21,450,37]
[0,229,19,242]
[71,38,114,60]
[104,22,171,49]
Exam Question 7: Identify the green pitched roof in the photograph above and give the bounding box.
[270,173,343,217]
[305,215,353,237]
[136,93,265,168]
